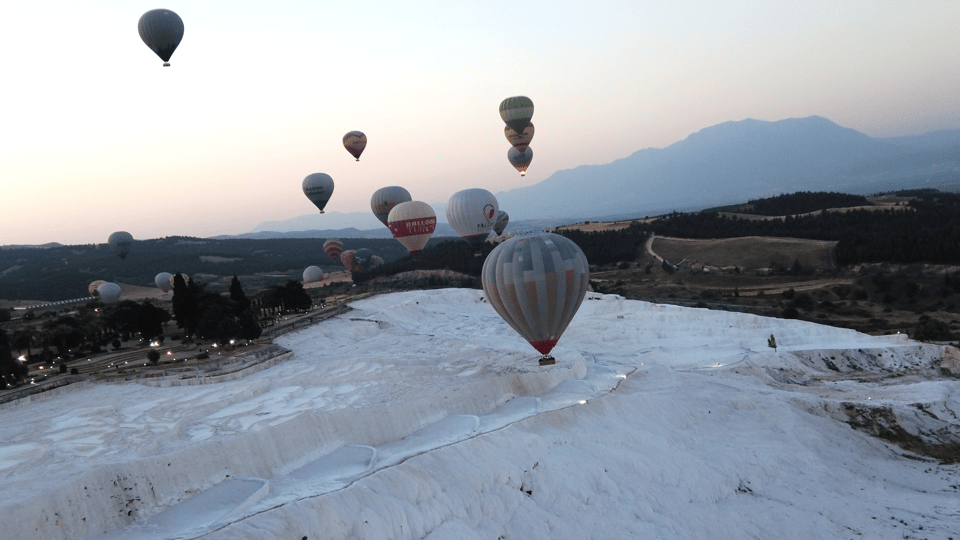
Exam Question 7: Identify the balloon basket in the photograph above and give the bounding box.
[538,355,555,366]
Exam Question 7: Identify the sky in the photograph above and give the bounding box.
[1,289,957,539]
[2,1,959,245]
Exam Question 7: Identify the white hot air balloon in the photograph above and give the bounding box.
[387,201,437,259]
[481,233,589,365]
[446,188,499,255]
[303,265,324,283]
[108,231,134,260]
[97,282,123,304]
[155,272,173,293]
[371,186,412,227]
[302,173,335,213]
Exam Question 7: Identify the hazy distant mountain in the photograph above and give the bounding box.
[248,116,960,235]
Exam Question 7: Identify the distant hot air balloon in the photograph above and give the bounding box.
[493,210,510,236]
[354,248,375,272]
[387,201,437,259]
[97,282,123,304]
[504,122,534,153]
[138,9,184,67]
[108,231,134,260]
[499,96,534,135]
[88,280,107,298]
[446,188,498,254]
[371,255,384,268]
[155,272,173,293]
[507,147,532,176]
[303,173,335,213]
[481,233,589,365]
[303,265,324,283]
[340,250,359,272]
[343,131,367,161]
[323,238,344,261]
[371,186,412,227]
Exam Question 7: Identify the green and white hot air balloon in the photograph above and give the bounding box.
[499,96,534,135]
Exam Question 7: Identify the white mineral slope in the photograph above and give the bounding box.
[0,289,956,539]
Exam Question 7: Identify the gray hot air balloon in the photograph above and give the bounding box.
[155,272,173,293]
[303,265,324,283]
[499,96,534,136]
[97,282,123,304]
[481,233,589,365]
[507,146,532,176]
[303,173,335,213]
[343,131,367,161]
[446,188,499,254]
[370,186,412,227]
[138,9,184,67]
[108,231,134,260]
[354,248,375,271]
[493,210,509,236]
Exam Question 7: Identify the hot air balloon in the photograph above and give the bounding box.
[340,250,359,273]
[354,248,375,271]
[508,147,532,176]
[371,186,412,227]
[446,188,499,254]
[303,266,324,283]
[88,280,107,298]
[371,255,384,268]
[493,210,510,236]
[138,9,184,67]
[169,273,191,289]
[108,231,134,260]
[481,233,589,365]
[504,122,534,153]
[303,173,335,213]
[97,282,123,304]
[155,272,173,293]
[343,131,367,161]
[387,201,437,259]
[323,239,344,261]
[499,96,534,135]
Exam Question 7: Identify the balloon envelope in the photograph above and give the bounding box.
[504,122,534,153]
[371,255,384,268]
[323,239,344,261]
[343,131,367,161]
[499,96,534,135]
[303,266,324,283]
[169,273,191,288]
[138,9,184,66]
[446,188,499,251]
[340,250,359,272]
[155,272,173,292]
[354,248,375,271]
[88,280,106,298]
[97,282,122,304]
[303,173,335,213]
[481,233,589,358]
[371,186,412,227]
[108,231,134,260]
[493,210,510,236]
[507,147,532,176]
[388,201,437,258]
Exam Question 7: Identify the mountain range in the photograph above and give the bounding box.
[243,116,960,239]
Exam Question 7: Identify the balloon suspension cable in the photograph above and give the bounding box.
[538,355,556,366]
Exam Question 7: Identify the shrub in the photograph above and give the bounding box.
[913,317,954,341]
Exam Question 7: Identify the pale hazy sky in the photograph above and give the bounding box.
[2,1,958,245]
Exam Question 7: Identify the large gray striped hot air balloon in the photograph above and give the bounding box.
[155,272,173,293]
[446,188,498,254]
[303,173,335,213]
[481,233,589,365]
[138,9,184,67]
[371,186,412,227]
[388,201,436,259]
[108,231,134,260]
[499,96,534,135]
[507,147,533,176]
[493,210,510,236]
[504,122,534,153]
[97,282,123,304]
[303,266,324,283]
[343,131,367,161]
